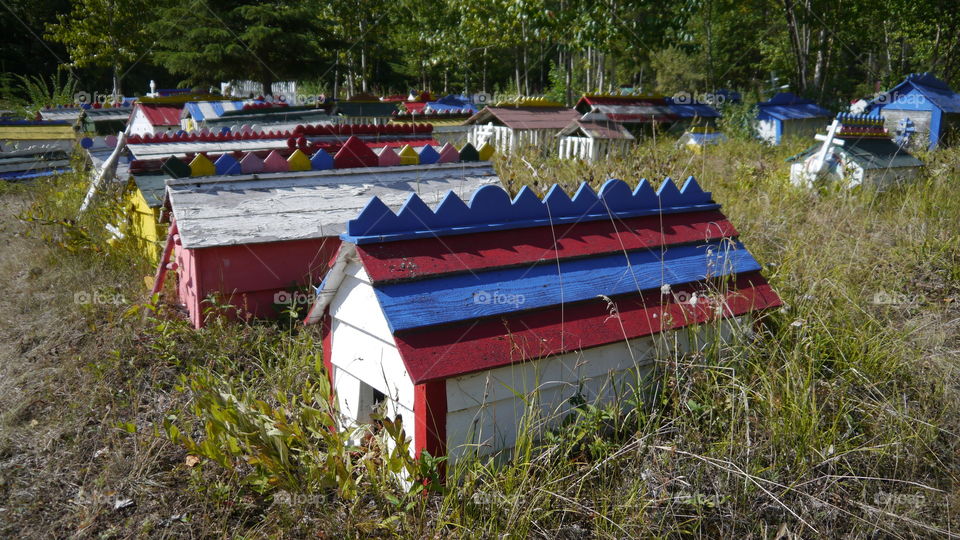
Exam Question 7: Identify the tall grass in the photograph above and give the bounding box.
[2,139,959,537]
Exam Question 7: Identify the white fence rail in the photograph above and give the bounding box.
[558,136,632,162]
[468,123,561,154]
[221,81,299,102]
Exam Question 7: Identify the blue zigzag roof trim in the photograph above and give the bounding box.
[342,177,718,244]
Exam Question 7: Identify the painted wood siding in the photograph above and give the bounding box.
[558,136,632,161]
[780,117,827,142]
[328,261,417,453]
[881,110,932,151]
[444,318,741,461]
[756,119,778,144]
[124,185,163,264]
[468,124,560,154]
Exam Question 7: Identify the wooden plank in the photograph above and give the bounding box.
[166,161,494,188]
[378,147,400,167]
[240,152,264,174]
[417,145,440,164]
[310,149,334,170]
[192,237,339,294]
[446,360,657,461]
[128,139,289,159]
[356,210,735,282]
[458,143,479,162]
[445,334,657,412]
[189,153,215,177]
[398,144,419,165]
[414,380,447,459]
[214,154,241,175]
[161,156,191,178]
[330,318,414,409]
[478,142,494,160]
[287,149,311,171]
[437,143,459,163]
[334,136,378,168]
[167,167,500,249]
[344,178,714,243]
[394,273,780,383]
[328,267,396,343]
[374,240,760,332]
[263,150,289,173]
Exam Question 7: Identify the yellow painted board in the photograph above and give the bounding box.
[287,149,311,171]
[189,153,216,177]
[398,144,420,165]
[478,142,495,160]
[123,184,164,264]
[0,126,75,140]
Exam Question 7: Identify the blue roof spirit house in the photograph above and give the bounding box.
[868,72,960,150]
[756,92,832,145]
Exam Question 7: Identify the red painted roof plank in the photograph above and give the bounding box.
[356,210,736,283]
[394,272,781,383]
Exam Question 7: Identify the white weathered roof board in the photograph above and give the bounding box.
[167,162,501,249]
[127,139,291,160]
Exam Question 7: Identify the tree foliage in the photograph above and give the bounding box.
[7,0,960,103]
[45,0,151,95]
[148,0,342,92]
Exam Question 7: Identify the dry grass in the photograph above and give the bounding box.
[0,137,958,537]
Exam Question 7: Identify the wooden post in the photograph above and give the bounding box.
[150,222,178,300]
[414,380,447,460]
[79,131,128,215]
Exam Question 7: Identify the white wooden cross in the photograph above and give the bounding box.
[804,117,845,179]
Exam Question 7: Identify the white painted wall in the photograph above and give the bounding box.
[327,248,750,463]
[127,110,155,136]
[558,136,632,161]
[468,123,560,154]
[756,119,777,144]
[444,318,742,462]
[790,152,920,190]
[328,261,416,449]
[127,109,178,137]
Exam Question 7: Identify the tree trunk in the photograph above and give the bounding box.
[112,64,121,101]
[781,0,808,91]
[261,73,275,99]
[333,59,339,100]
[515,49,522,95]
[598,53,605,92]
[483,49,488,93]
[360,21,368,93]
[812,27,827,93]
[586,47,592,90]
[565,47,573,106]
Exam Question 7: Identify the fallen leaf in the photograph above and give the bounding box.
[185,455,200,468]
